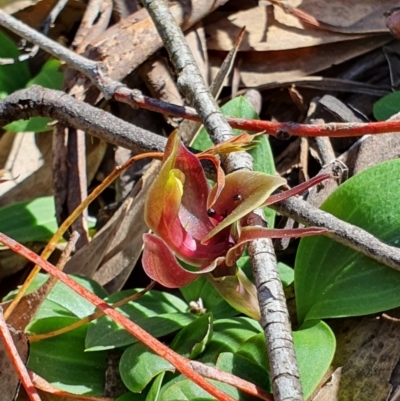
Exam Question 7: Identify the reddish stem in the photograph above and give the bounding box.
[0,233,259,401]
[0,310,42,401]
[115,88,400,139]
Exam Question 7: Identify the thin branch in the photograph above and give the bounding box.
[141,2,302,401]
[270,195,400,271]
[0,9,400,139]
[0,308,42,401]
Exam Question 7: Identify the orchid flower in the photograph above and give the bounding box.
[142,132,327,319]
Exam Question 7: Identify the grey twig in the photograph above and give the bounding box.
[141,1,302,400]
[270,195,400,271]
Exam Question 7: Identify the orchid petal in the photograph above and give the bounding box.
[142,234,197,288]
[264,174,331,206]
[206,270,261,320]
[145,133,180,232]
[198,132,261,155]
[202,171,286,242]
[224,226,327,266]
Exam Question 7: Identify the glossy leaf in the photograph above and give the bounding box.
[21,274,107,324]
[295,159,400,323]
[237,321,335,399]
[5,60,64,132]
[28,318,107,395]
[170,313,213,359]
[216,352,270,393]
[146,372,166,401]
[0,196,59,243]
[373,91,400,121]
[180,276,238,319]
[159,377,238,401]
[85,289,194,350]
[0,31,30,94]
[120,343,174,393]
[198,317,262,364]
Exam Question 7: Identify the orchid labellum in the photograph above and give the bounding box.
[142,132,326,319]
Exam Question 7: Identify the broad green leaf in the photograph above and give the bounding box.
[85,289,194,350]
[159,377,238,401]
[180,276,238,319]
[237,321,335,399]
[295,159,400,323]
[0,31,30,94]
[216,352,270,393]
[373,91,400,121]
[198,317,262,363]
[3,272,48,301]
[22,274,107,324]
[117,393,148,401]
[294,321,335,398]
[170,313,213,359]
[146,372,166,401]
[28,318,107,395]
[192,96,276,227]
[237,255,294,287]
[27,59,64,89]
[0,196,58,243]
[120,343,174,393]
[5,60,64,132]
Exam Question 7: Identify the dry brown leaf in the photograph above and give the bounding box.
[274,0,400,34]
[0,132,106,207]
[65,161,160,292]
[205,7,362,52]
[209,35,390,86]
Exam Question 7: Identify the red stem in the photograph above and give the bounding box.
[0,310,42,401]
[115,88,400,139]
[0,233,241,401]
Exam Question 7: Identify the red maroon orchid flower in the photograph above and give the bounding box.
[142,132,326,318]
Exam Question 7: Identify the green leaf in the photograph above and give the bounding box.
[237,255,294,287]
[146,372,166,401]
[0,196,58,243]
[170,313,213,359]
[0,31,31,94]
[28,318,107,395]
[120,343,174,393]
[5,116,53,133]
[294,321,335,399]
[159,377,239,401]
[295,159,400,323]
[216,352,270,393]
[198,317,262,363]
[27,59,64,89]
[117,393,148,401]
[237,321,335,399]
[5,60,64,132]
[373,91,400,121]
[24,275,107,326]
[85,289,195,350]
[180,276,238,319]
[192,96,276,227]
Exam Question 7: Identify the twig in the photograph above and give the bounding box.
[142,1,302,400]
[142,0,252,172]
[270,195,400,271]
[0,234,237,401]
[0,308,42,401]
[0,10,399,139]
[3,86,400,272]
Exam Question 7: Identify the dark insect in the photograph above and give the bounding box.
[207,208,216,217]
